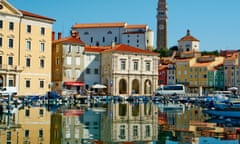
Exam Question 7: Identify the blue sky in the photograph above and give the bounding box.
[8,0,240,51]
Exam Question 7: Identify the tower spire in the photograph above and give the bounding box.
[156,0,168,50]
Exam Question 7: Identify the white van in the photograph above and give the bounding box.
[0,87,17,96]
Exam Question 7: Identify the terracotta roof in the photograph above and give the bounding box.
[53,36,85,44]
[191,62,212,67]
[103,44,158,55]
[125,24,147,29]
[224,52,238,60]
[84,45,110,53]
[72,22,126,29]
[178,29,199,42]
[19,10,55,21]
[176,58,193,62]
[158,65,168,70]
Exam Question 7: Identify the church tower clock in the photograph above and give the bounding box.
[157,0,168,50]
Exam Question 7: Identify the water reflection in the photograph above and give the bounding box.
[0,102,239,143]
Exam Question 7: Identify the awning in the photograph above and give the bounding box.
[63,81,84,86]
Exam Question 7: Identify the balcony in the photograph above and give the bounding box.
[0,65,23,72]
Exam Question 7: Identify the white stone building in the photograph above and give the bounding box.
[178,30,200,52]
[101,44,159,96]
[72,22,154,51]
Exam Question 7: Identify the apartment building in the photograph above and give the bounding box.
[52,31,85,95]
[0,0,55,96]
[223,52,239,90]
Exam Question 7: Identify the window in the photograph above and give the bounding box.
[76,57,80,65]
[107,31,112,34]
[133,125,138,137]
[67,45,71,53]
[145,62,150,71]
[8,80,13,86]
[114,36,117,42]
[102,37,105,43]
[40,80,44,88]
[8,38,13,48]
[56,57,60,65]
[39,129,43,138]
[121,60,126,70]
[26,58,31,67]
[0,20,2,28]
[90,37,93,43]
[40,42,45,52]
[94,68,98,74]
[26,40,31,51]
[65,70,72,78]
[7,131,11,141]
[76,46,82,53]
[84,32,89,35]
[40,59,45,68]
[0,37,2,47]
[66,57,72,65]
[133,61,138,70]
[40,27,45,35]
[25,80,30,88]
[27,25,31,33]
[145,125,150,137]
[9,22,14,30]
[24,130,29,137]
[8,56,13,65]
[119,125,126,139]
[86,68,90,74]
[25,109,30,117]
[39,109,44,116]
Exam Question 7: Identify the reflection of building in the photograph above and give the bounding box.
[16,107,51,144]
[50,108,102,144]
[101,44,159,96]
[101,103,158,143]
[50,109,84,144]
[0,0,55,96]
[52,31,85,95]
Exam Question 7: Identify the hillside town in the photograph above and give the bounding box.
[0,0,239,98]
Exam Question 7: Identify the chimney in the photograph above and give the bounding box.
[58,32,62,40]
[52,31,55,41]
[111,41,115,48]
[71,30,79,38]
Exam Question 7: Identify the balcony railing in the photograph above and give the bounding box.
[0,64,23,72]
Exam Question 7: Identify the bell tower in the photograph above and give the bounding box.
[157,0,168,50]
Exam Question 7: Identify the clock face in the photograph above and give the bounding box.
[159,24,164,30]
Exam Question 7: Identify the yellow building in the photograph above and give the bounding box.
[0,0,55,96]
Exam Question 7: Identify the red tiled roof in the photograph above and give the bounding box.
[125,24,147,29]
[84,45,110,53]
[103,44,158,55]
[20,10,55,21]
[53,36,85,44]
[72,22,126,29]
[178,29,199,42]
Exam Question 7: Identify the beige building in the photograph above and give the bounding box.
[101,44,159,96]
[0,0,55,96]
[52,31,85,95]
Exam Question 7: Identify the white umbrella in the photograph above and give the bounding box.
[91,84,107,89]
